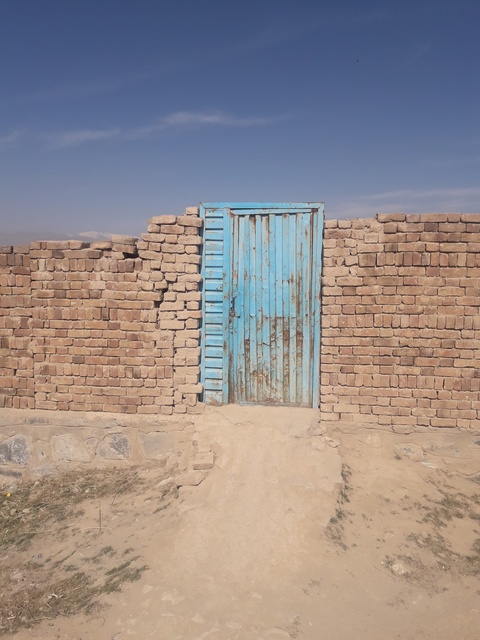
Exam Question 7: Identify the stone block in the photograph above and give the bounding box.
[178,235,202,245]
[141,233,165,243]
[193,451,215,470]
[91,241,113,250]
[149,215,176,225]
[139,431,176,459]
[177,216,203,227]
[0,435,30,467]
[51,434,91,462]
[160,319,184,330]
[377,213,406,223]
[97,433,131,460]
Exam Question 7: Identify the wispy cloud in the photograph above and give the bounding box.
[0,130,23,149]
[127,111,283,139]
[47,127,121,149]
[45,110,283,148]
[163,111,278,128]
[329,187,480,218]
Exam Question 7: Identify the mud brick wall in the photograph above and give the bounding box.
[3,207,480,427]
[0,207,202,414]
[321,213,480,429]
[0,246,33,408]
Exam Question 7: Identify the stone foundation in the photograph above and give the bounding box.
[0,408,196,482]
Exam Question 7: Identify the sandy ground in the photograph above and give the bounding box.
[6,405,480,640]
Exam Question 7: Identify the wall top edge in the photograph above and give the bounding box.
[324,213,480,228]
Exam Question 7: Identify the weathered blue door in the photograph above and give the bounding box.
[200,203,324,407]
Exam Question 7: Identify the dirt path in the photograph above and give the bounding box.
[95,406,342,639]
[9,407,480,640]
[153,406,342,638]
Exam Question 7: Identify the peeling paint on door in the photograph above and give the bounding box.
[201,203,324,407]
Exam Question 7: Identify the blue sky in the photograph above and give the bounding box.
[1,0,479,241]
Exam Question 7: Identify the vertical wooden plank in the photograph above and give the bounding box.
[229,214,238,402]
[288,212,297,403]
[242,215,251,403]
[273,214,283,402]
[235,214,246,403]
[249,215,258,403]
[255,215,264,401]
[268,213,277,402]
[281,214,290,404]
[222,208,232,404]
[295,212,303,405]
[260,214,270,402]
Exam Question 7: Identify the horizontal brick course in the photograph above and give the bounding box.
[321,213,480,430]
[3,206,478,428]
[0,207,203,413]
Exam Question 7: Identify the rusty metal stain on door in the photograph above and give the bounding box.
[200,203,324,407]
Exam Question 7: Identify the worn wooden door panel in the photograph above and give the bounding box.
[201,203,323,407]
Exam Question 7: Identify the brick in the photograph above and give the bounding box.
[162,243,184,254]
[377,213,406,223]
[177,215,203,227]
[415,214,449,223]
[159,224,182,234]
[141,233,166,243]
[159,319,184,330]
[177,235,202,245]
[138,250,161,260]
[149,215,176,225]
[439,243,467,253]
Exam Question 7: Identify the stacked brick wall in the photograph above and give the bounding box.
[0,246,33,408]
[3,207,480,428]
[0,207,202,414]
[321,213,480,429]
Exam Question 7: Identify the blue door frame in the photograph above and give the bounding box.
[200,202,324,407]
